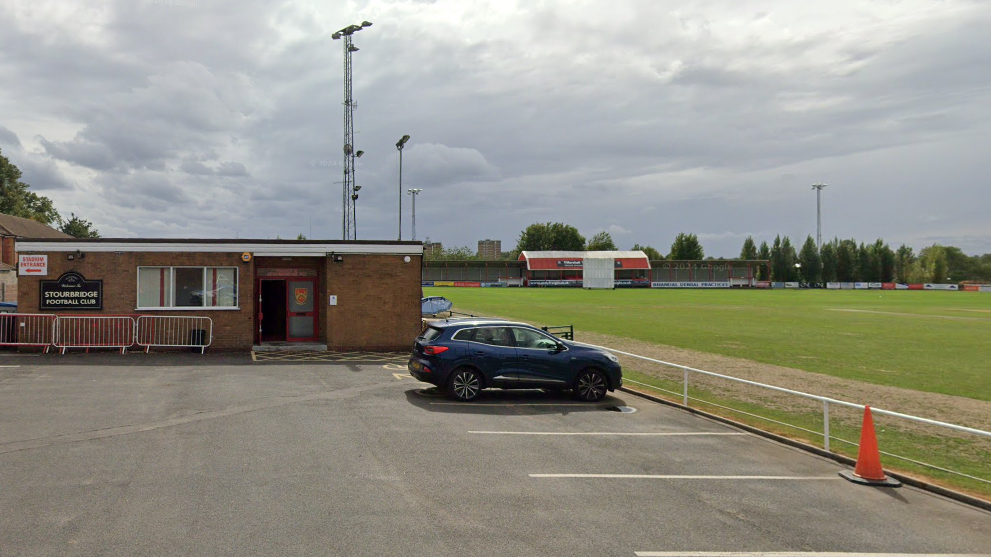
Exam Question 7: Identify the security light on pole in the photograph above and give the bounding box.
[407,188,423,241]
[396,135,411,240]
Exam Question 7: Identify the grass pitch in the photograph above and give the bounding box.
[425,287,991,402]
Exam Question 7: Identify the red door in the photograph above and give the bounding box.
[286,279,317,342]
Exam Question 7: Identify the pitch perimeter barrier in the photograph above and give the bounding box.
[574,340,991,491]
[136,316,213,354]
[0,313,58,353]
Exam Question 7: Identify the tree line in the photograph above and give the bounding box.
[1,148,100,237]
[741,235,991,284]
[427,221,991,283]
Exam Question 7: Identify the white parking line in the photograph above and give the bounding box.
[530,474,839,480]
[470,431,746,436]
[635,553,991,557]
[0,365,21,368]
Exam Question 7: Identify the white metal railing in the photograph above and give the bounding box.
[575,341,991,486]
[53,316,137,354]
[136,316,213,354]
[0,313,58,353]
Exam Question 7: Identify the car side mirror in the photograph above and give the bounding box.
[554,343,567,352]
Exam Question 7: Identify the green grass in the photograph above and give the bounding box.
[623,369,991,497]
[427,287,991,401]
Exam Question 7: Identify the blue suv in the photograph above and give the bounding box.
[408,319,622,402]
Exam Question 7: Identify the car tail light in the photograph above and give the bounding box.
[423,346,449,355]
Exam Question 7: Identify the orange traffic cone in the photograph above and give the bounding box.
[839,406,901,487]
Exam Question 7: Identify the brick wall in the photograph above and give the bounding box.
[323,253,422,350]
[16,250,422,351]
[1,237,15,266]
[0,270,15,302]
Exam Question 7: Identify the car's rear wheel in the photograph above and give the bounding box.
[575,368,607,402]
[448,367,482,401]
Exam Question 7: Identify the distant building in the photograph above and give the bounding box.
[477,239,501,260]
[423,241,443,257]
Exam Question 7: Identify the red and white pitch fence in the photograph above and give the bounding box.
[0,314,212,354]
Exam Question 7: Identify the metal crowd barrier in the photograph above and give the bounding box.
[0,313,58,353]
[136,316,213,354]
[0,315,215,354]
[54,316,137,354]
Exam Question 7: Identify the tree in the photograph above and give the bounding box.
[586,231,617,251]
[780,236,798,281]
[771,234,788,282]
[514,222,585,253]
[669,233,704,260]
[740,236,757,260]
[857,242,877,282]
[798,235,821,286]
[440,246,478,260]
[296,233,307,240]
[835,239,857,282]
[60,213,101,238]
[820,240,838,283]
[0,147,62,225]
[756,240,770,280]
[894,244,915,284]
[873,240,895,282]
[632,244,663,261]
[918,244,949,283]
[943,246,976,282]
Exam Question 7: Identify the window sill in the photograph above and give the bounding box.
[135,307,241,311]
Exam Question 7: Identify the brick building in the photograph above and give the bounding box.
[15,238,422,351]
[0,213,72,302]
[477,239,501,260]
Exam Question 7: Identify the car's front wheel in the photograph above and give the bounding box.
[574,368,607,402]
[448,367,482,401]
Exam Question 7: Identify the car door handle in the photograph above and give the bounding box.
[472,351,485,356]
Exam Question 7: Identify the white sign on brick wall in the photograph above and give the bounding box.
[18,255,48,276]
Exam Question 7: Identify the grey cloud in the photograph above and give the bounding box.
[0,126,21,147]
[1,0,988,254]
[17,156,76,191]
[216,161,248,176]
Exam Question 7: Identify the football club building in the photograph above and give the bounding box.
[12,238,423,351]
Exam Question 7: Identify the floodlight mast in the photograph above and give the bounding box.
[812,184,827,250]
[332,21,372,240]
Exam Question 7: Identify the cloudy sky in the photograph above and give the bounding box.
[1,0,989,257]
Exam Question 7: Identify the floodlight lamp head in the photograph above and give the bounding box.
[332,32,342,40]
[349,45,359,52]
[351,193,359,200]
[354,185,361,191]
[361,21,372,27]
[355,150,364,158]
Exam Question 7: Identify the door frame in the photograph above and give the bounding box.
[255,276,320,343]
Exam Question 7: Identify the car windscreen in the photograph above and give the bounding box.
[419,326,444,342]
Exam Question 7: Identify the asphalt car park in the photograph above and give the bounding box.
[1,354,989,557]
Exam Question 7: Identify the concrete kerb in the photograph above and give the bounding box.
[619,386,991,513]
